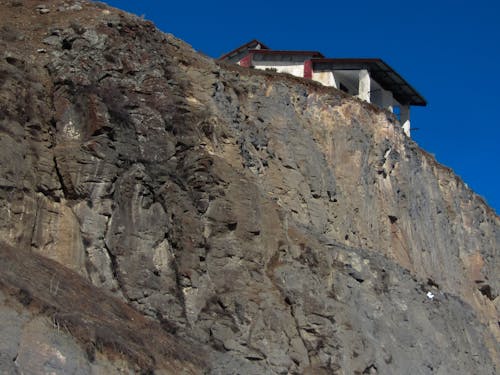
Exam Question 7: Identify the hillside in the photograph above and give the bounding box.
[0,1,498,374]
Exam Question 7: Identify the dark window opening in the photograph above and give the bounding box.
[339,82,349,94]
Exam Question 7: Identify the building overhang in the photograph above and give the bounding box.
[311,58,427,106]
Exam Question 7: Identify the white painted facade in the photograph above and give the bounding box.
[312,71,337,88]
[252,61,306,77]
[358,69,371,102]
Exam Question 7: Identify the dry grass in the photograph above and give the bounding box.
[0,242,206,373]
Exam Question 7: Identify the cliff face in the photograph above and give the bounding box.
[0,1,498,374]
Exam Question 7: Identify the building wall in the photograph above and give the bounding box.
[370,79,397,111]
[331,70,359,96]
[252,61,306,77]
[312,71,337,88]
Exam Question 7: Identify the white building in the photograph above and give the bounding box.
[219,40,426,136]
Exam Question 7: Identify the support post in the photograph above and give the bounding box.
[304,60,313,79]
[400,105,411,136]
[358,69,370,102]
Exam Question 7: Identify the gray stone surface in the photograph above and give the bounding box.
[0,0,498,373]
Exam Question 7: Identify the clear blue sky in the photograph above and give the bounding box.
[102,0,500,214]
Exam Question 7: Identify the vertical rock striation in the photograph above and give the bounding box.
[0,0,498,373]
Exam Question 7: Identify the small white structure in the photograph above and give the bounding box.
[220,40,426,136]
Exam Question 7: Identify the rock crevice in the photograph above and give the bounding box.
[0,1,498,374]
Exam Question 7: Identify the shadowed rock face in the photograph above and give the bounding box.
[0,0,498,374]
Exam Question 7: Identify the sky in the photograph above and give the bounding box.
[102,0,500,214]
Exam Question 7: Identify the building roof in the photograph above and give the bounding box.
[219,41,426,107]
[249,49,324,58]
[218,39,269,61]
[312,58,427,106]
[218,40,324,61]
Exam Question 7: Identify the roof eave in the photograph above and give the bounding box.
[250,49,324,58]
[218,39,269,61]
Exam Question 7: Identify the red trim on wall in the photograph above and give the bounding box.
[239,53,253,67]
[304,60,313,79]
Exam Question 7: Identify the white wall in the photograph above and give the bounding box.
[358,69,370,102]
[252,61,306,77]
[312,71,337,88]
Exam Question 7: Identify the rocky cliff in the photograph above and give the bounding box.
[0,1,498,374]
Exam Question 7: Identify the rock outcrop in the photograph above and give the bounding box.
[0,1,498,374]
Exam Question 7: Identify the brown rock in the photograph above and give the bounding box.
[0,1,498,373]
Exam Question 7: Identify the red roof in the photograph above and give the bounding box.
[218,39,269,60]
[249,49,324,57]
